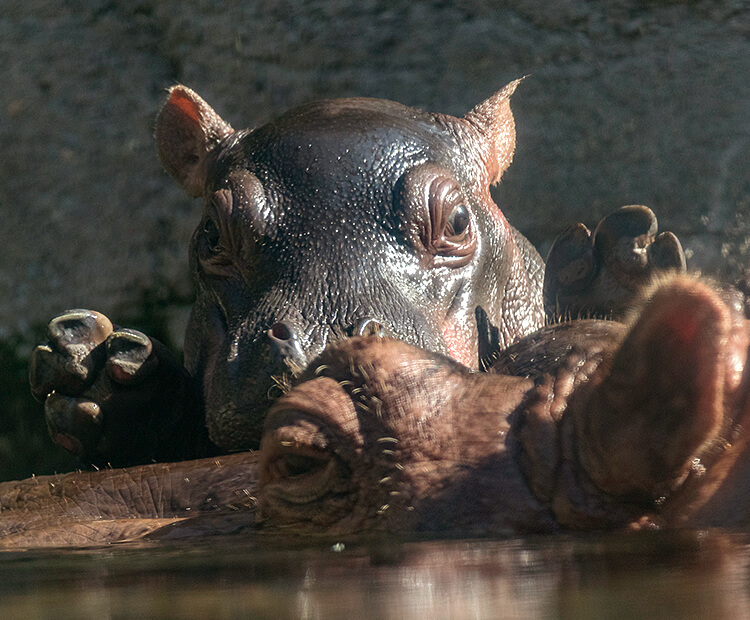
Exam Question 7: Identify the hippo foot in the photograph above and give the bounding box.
[29,310,205,467]
[543,205,686,321]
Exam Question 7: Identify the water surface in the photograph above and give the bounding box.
[1,530,749,619]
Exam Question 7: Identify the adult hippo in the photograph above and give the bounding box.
[3,275,749,549]
[28,82,683,468]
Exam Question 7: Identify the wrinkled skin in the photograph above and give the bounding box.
[0,452,259,548]
[6,275,750,549]
[28,82,684,468]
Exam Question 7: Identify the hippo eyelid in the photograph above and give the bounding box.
[202,216,223,254]
[396,163,477,268]
[426,176,477,266]
[226,168,275,236]
[195,205,235,276]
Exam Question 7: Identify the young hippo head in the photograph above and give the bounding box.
[155,83,544,451]
[257,276,750,536]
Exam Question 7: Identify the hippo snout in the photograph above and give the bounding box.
[204,315,393,450]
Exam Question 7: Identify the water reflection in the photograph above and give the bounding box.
[1,531,750,619]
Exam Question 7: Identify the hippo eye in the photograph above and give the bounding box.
[203,217,222,254]
[446,203,470,240]
[263,443,342,505]
[428,178,477,267]
[274,453,329,479]
[397,164,477,268]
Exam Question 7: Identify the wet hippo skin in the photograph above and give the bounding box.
[5,275,750,548]
[0,452,259,548]
[27,82,684,469]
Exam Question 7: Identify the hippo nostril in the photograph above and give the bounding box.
[353,317,389,338]
[270,322,293,341]
[268,321,305,366]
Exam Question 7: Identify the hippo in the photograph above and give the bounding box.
[258,274,748,536]
[3,274,750,549]
[27,82,684,468]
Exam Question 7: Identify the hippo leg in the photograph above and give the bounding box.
[544,205,686,320]
[29,309,208,468]
[0,452,259,549]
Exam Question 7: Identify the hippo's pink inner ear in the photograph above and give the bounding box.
[574,276,729,500]
[155,85,234,198]
[462,78,522,185]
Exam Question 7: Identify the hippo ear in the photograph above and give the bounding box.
[155,85,234,197]
[573,277,729,501]
[463,79,523,185]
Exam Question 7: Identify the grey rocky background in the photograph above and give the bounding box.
[0,0,749,477]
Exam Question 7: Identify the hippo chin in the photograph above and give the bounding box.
[5,275,750,549]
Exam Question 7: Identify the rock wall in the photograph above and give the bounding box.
[2,0,749,344]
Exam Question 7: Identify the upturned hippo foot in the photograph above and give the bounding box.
[29,310,205,467]
[544,205,686,321]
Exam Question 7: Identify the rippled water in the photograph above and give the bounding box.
[1,530,749,619]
